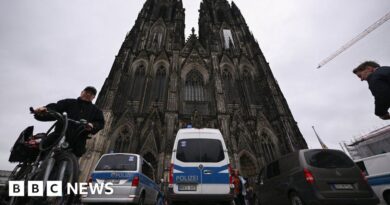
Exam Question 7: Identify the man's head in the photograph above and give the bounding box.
[353,61,380,81]
[80,86,97,102]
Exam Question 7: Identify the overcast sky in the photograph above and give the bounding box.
[0,0,389,170]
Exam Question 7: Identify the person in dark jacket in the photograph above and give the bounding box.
[34,86,105,157]
[353,61,390,120]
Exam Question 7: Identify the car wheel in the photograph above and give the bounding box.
[290,192,305,205]
[384,192,390,205]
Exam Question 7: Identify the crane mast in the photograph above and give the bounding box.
[317,11,390,69]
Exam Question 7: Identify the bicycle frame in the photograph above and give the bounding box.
[39,112,70,194]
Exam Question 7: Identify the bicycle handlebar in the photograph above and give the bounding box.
[30,107,88,125]
[30,107,91,151]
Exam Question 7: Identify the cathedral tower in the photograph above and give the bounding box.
[79,0,307,183]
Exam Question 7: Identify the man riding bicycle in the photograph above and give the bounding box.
[34,86,105,157]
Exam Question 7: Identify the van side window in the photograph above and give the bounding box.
[142,160,155,180]
[266,161,280,179]
[258,168,265,182]
[280,153,299,174]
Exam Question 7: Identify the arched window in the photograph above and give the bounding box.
[149,26,164,50]
[222,68,239,104]
[130,64,146,101]
[239,153,257,177]
[185,70,205,102]
[242,69,258,104]
[152,66,167,102]
[223,29,235,49]
[113,128,131,153]
[260,132,277,162]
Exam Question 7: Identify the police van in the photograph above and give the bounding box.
[81,153,162,204]
[167,128,234,205]
[355,152,390,205]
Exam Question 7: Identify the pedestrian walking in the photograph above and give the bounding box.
[233,170,245,205]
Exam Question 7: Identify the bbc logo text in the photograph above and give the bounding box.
[9,181,113,197]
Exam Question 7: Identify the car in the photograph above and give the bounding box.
[81,153,161,204]
[167,128,234,205]
[256,149,379,205]
[355,152,390,205]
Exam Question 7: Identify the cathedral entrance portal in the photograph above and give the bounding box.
[238,152,257,178]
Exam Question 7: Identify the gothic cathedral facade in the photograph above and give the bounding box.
[79,0,307,182]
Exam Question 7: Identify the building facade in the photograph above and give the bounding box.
[344,125,390,160]
[79,0,307,182]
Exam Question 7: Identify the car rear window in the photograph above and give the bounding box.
[95,154,138,171]
[304,150,355,168]
[176,139,224,162]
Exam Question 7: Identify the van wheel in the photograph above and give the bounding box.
[138,194,145,205]
[290,192,305,205]
[221,201,235,205]
[384,192,390,205]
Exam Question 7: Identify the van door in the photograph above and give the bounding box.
[174,137,202,195]
[304,150,373,198]
[198,137,230,195]
[261,161,282,205]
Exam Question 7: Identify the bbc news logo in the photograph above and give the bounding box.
[9,181,114,197]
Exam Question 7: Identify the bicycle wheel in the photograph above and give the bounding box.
[28,151,79,205]
[7,163,33,205]
[47,151,79,205]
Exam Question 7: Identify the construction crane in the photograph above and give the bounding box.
[317,11,390,69]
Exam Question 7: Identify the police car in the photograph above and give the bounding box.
[81,153,162,204]
[167,128,234,205]
[355,152,390,205]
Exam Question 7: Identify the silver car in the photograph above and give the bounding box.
[81,153,161,204]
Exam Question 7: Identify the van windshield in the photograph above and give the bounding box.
[95,154,138,171]
[176,139,225,163]
[304,150,355,168]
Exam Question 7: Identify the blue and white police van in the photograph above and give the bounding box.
[81,153,162,204]
[355,152,390,205]
[167,128,234,205]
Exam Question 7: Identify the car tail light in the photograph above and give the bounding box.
[169,163,174,185]
[360,171,368,182]
[132,176,139,187]
[87,176,92,184]
[304,168,315,184]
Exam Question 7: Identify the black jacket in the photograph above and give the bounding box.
[46,98,105,156]
[367,66,390,117]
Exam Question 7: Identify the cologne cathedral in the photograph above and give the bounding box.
[79,0,307,182]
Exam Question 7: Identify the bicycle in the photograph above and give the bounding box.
[6,107,89,205]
